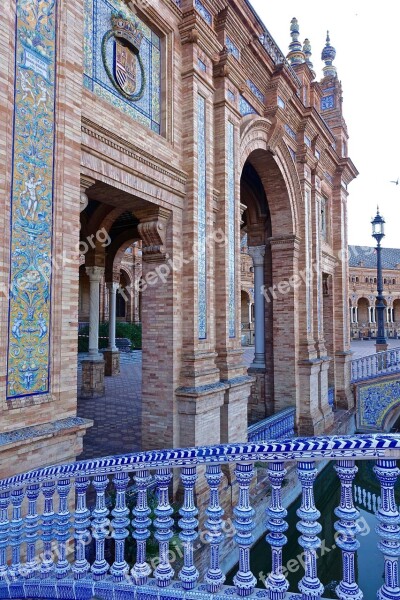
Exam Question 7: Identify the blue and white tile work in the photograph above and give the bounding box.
[321,94,335,111]
[225,36,240,60]
[7,0,58,399]
[83,0,161,133]
[357,377,400,431]
[227,122,236,338]
[247,80,264,103]
[197,95,207,339]
[239,95,258,117]
[195,0,212,26]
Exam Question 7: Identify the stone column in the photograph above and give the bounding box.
[104,280,120,377]
[248,246,266,369]
[81,266,105,398]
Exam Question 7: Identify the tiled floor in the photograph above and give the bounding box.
[77,341,399,459]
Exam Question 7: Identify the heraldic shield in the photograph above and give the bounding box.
[114,39,137,96]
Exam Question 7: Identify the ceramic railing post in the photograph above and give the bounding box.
[178,466,199,590]
[334,460,363,600]
[41,481,56,576]
[154,468,174,587]
[72,476,91,580]
[233,462,257,597]
[204,464,225,593]
[55,478,71,578]
[374,459,400,600]
[265,461,289,599]
[9,488,24,579]
[296,461,324,600]
[131,469,152,585]
[111,472,130,582]
[25,484,40,578]
[0,492,10,580]
[91,475,110,580]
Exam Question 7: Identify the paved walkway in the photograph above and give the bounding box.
[77,341,399,459]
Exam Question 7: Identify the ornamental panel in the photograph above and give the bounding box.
[7,0,58,399]
[83,0,161,133]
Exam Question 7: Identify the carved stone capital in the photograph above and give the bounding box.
[136,207,170,261]
[80,176,95,212]
[85,266,104,282]
[248,245,266,267]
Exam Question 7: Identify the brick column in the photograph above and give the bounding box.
[81,266,105,398]
[269,236,300,412]
[332,176,353,409]
[136,206,180,451]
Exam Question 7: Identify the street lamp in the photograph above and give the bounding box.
[371,208,388,351]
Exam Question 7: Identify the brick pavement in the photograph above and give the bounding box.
[77,342,398,459]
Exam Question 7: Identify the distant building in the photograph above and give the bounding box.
[349,245,400,339]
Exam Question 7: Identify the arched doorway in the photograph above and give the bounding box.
[357,298,370,338]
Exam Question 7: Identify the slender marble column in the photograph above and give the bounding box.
[86,266,104,359]
[107,282,119,351]
[248,246,266,368]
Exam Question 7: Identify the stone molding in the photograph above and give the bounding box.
[80,175,95,212]
[81,119,186,186]
[136,207,171,261]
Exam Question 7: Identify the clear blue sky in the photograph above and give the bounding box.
[250,0,400,248]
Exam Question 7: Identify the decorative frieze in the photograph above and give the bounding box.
[227,122,236,338]
[197,95,207,339]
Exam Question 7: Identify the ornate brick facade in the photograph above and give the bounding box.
[0,0,357,477]
[349,245,400,339]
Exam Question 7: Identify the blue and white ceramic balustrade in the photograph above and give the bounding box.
[0,434,399,600]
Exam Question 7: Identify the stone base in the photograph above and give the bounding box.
[103,349,120,376]
[81,358,105,397]
[376,343,388,353]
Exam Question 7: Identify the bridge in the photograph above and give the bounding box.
[0,434,399,600]
[351,347,400,432]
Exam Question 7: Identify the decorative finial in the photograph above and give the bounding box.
[321,30,337,77]
[287,17,305,66]
[303,38,315,78]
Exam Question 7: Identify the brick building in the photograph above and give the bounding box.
[349,245,400,339]
[1,0,357,478]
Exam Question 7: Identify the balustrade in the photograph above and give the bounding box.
[351,347,400,383]
[0,435,399,600]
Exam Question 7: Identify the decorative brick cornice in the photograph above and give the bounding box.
[81,118,187,186]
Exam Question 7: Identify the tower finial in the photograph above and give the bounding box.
[321,30,337,77]
[287,17,305,66]
[303,38,315,78]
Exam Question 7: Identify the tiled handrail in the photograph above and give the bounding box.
[0,435,399,600]
[247,407,295,442]
[351,347,400,383]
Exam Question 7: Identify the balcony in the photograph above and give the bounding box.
[0,435,399,599]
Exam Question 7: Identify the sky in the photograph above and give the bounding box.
[250,0,400,249]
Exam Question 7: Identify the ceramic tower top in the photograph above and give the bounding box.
[321,31,337,77]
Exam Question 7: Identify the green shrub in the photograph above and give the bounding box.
[78,322,142,352]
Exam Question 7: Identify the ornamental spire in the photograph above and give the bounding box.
[303,38,315,78]
[321,30,337,77]
[287,17,305,66]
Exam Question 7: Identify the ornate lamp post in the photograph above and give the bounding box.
[371,209,388,352]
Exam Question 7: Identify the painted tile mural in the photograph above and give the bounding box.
[7,0,58,399]
[84,0,161,134]
[358,378,400,430]
[197,95,207,339]
[227,122,236,338]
